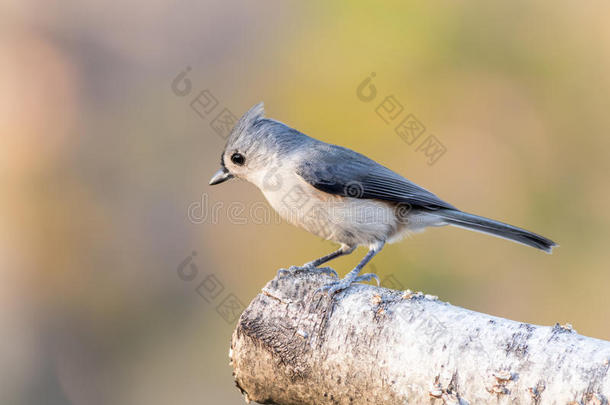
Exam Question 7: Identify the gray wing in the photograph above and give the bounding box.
[295,143,456,210]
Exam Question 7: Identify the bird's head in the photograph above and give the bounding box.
[209,102,305,187]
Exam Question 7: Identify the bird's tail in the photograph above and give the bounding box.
[433,209,557,253]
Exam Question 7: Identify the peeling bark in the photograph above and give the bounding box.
[230,270,610,404]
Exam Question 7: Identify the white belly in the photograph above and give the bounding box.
[257,174,403,247]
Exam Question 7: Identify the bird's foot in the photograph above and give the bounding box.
[316,272,380,296]
[277,264,338,279]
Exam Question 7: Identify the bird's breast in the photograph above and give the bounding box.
[259,175,403,246]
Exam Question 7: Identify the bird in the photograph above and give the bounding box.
[209,102,557,294]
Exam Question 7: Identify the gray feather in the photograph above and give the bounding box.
[296,142,456,210]
[433,209,557,253]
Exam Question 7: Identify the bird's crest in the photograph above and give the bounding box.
[226,102,265,146]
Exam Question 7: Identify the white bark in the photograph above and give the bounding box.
[230,270,610,404]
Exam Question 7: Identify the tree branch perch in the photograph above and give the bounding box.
[230,270,610,404]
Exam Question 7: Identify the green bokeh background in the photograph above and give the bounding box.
[3,1,609,403]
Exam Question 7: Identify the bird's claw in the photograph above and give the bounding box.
[315,272,380,296]
[315,281,351,296]
[277,265,338,279]
[352,272,380,286]
[312,266,339,277]
[276,268,290,278]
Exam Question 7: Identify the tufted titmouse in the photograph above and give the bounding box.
[209,103,556,294]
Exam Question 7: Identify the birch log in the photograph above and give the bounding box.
[230,270,610,404]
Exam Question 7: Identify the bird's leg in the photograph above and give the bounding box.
[277,245,356,278]
[303,245,356,268]
[317,241,385,295]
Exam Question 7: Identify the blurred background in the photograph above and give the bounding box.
[2,0,610,403]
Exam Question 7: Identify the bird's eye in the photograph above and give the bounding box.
[230,152,245,166]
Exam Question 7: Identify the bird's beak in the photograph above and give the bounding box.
[209,167,234,185]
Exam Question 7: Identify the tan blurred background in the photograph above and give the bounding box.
[2,0,610,403]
